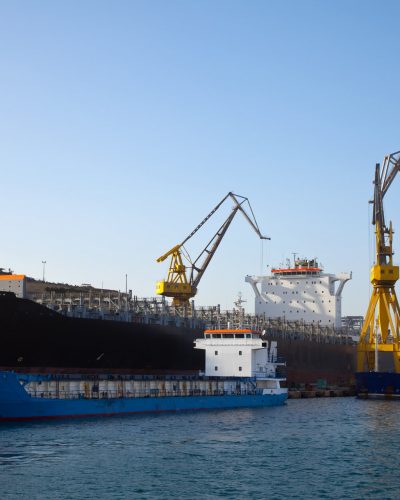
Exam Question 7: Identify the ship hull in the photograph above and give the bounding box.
[0,371,287,421]
[355,371,400,398]
[0,294,356,387]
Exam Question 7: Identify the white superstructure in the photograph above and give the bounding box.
[245,258,351,328]
[195,329,283,381]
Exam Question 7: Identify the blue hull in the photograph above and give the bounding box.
[0,372,287,421]
[356,372,400,398]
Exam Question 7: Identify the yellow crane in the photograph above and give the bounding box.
[357,151,400,372]
[156,192,268,306]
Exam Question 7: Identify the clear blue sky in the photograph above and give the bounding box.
[1,0,400,315]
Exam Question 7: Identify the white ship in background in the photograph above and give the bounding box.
[245,258,351,328]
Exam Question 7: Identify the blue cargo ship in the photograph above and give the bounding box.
[0,329,287,421]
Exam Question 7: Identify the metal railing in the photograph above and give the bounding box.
[27,388,263,400]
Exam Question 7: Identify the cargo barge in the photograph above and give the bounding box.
[0,329,287,421]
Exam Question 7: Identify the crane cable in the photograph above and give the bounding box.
[181,245,193,266]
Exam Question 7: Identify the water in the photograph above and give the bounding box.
[0,398,398,499]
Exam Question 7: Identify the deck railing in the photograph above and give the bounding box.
[26,387,264,400]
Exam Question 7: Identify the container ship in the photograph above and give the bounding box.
[0,258,357,388]
[0,328,287,421]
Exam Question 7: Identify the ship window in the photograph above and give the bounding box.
[246,334,251,338]
[215,351,218,356]
[213,334,221,338]
[239,367,242,371]
[239,351,242,356]
[235,334,244,338]
[225,334,234,338]
[214,366,218,371]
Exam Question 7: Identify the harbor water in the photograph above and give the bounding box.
[0,398,398,499]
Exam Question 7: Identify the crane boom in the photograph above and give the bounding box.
[229,193,267,240]
[191,207,238,290]
[190,193,269,289]
[381,151,400,196]
[180,193,231,248]
[156,192,268,306]
[371,151,400,265]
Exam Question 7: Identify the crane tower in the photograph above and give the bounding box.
[356,151,400,396]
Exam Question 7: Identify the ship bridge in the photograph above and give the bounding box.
[246,258,351,328]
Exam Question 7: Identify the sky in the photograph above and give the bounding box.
[1,0,400,315]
